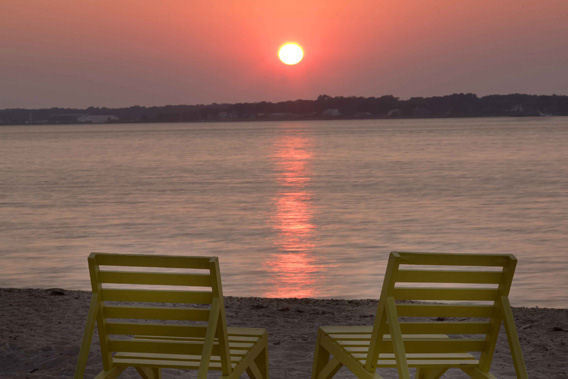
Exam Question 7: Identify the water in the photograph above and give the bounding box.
[1,118,567,308]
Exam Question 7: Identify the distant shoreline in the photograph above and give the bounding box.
[0,113,562,128]
[2,93,567,126]
[1,287,567,377]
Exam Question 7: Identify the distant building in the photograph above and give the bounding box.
[78,115,118,123]
[387,108,402,117]
[321,108,341,117]
[217,111,237,120]
[354,111,372,118]
[267,112,295,119]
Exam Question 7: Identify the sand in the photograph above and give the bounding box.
[0,288,567,378]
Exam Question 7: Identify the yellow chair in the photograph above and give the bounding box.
[75,253,269,378]
[311,251,528,379]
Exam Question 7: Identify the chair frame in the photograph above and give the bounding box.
[312,251,528,379]
[75,253,269,378]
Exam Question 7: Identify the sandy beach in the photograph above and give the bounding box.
[0,288,566,378]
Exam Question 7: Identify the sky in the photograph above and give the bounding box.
[1,0,567,108]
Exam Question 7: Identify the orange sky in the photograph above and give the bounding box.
[1,0,567,108]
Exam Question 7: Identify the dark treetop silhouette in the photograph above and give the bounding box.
[2,93,567,125]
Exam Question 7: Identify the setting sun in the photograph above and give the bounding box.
[278,42,304,65]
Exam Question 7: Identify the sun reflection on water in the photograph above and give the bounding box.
[265,134,320,298]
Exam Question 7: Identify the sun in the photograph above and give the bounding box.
[278,42,304,65]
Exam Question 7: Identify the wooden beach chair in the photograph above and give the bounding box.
[311,251,528,378]
[75,253,269,378]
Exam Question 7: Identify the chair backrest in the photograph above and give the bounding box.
[365,251,518,374]
[88,252,232,376]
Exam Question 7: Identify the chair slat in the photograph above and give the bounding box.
[336,334,450,347]
[227,341,255,349]
[99,271,212,287]
[328,334,372,341]
[93,253,213,269]
[346,339,486,354]
[109,338,250,357]
[393,287,499,301]
[395,270,502,284]
[228,336,259,342]
[101,288,213,304]
[394,252,514,266]
[405,339,486,353]
[114,352,242,363]
[108,338,208,355]
[105,322,208,338]
[396,304,495,318]
[373,353,476,359]
[368,359,480,368]
[119,337,255,351]
[112,357,226,369]
[103,305,210,321]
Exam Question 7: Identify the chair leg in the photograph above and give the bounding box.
[94,366,126,379]
[461,367,497,379]
[135,367,161,378]
[500,296,528,379]
[416,367,447,379]
[246,361,264,379]
[318,357,342,379]
[254,345,269,378]
[75,295,99,379]
[312,332,331,379]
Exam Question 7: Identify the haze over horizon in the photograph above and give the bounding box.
[2,1,567,109]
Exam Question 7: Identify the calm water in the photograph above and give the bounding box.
[1,118,567,307]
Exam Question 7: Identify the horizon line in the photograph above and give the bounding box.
[2,92,568,111]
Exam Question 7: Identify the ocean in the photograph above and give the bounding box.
[1,117,567,307]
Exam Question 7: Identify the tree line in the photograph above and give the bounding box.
[1,93,567,125]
